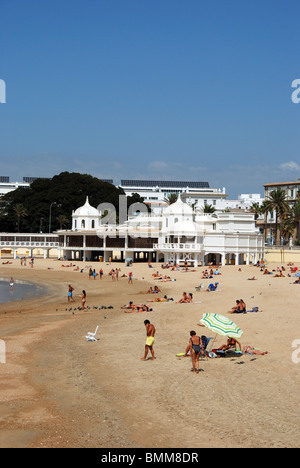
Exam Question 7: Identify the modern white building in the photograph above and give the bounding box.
[0,178,30,197]
[119,179,226,213]
[225,193,264,211]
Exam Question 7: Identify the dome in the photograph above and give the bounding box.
[164,198,194,216]
[176,220,197,234]
[74,197,99,217]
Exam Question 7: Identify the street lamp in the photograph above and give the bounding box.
[49,202,57,233]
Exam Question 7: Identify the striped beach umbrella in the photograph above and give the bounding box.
[200,313,243,339]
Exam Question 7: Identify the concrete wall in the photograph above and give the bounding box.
[264,248,300,264]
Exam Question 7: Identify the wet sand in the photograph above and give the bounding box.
[0,258,300,448]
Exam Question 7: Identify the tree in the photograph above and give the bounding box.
[282,200,300,244]
[263,189,291,246]
[202,204,217,214]
[1,172,143,233]
[14,204,28,232]
[249,202,262,220]
[164,193,178,205]
[57,214,70,230]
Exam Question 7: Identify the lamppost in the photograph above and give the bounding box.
[49,202,57,234]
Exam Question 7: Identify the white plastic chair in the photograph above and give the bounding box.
[86,325,99,342]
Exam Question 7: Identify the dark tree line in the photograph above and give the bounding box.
[0,172,145,233]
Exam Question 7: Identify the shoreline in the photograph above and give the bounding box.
[1,258,300,447]
[0,277,49,305]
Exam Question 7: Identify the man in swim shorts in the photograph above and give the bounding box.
[141,320,156,361]
[68,285,75,302]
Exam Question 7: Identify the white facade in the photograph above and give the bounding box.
[0,181,30,197]
[60,195,264,265]
[119,179,223,214]
[153,198,264,266]
[225,193,264,211]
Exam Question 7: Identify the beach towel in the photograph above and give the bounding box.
[245,307,259,313]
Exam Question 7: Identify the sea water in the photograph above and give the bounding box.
[0,278,47,305]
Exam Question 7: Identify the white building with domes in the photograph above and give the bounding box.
[57,194,264,266]
[72,197,101,231]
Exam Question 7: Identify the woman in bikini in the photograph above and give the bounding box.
[81,290,87,310]
[177,292,189,304]
[185,331,204,374]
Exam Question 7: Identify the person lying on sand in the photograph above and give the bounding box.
[147,295,174,303]
[158,278,176,283]
[243,346,268,355]
[124,304,153,313]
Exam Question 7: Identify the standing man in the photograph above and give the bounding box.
[141,320,156,361]
[68,284,75,303]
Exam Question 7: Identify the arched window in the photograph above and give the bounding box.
[91,220,95,229]
[81,220,85,229]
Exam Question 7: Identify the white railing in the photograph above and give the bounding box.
[0,241,59,248]
[154,243,202,251]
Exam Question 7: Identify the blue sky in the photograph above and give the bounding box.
[1,0,300,198]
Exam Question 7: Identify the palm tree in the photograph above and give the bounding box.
[14,203,27,232]
[283,200,300,244]
[202,203,217,214]
[57,214,69,230]
[164,193,178,205]
[249,202,262,220]
[263,189,291,246]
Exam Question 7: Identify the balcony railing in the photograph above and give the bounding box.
[0,241,59,248]
[154,243,202,251]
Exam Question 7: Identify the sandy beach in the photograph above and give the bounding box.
[0,257,300,448]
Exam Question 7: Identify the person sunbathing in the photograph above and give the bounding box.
[152,271,161,277]
[228,299,246,314]
[243,346,268,355]
[215,337,242,353]
[206,283,218,291]
[121,301,135,310]
[187,293,194,303]
[148,295,173,303]
[177,292,189,303]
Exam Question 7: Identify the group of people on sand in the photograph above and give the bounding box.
[228,299,247,314]
[183,331,268,374]
[177,292,194,303]
[147,286,161,294]
[201,268,222,279]
[140,321,268,374]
